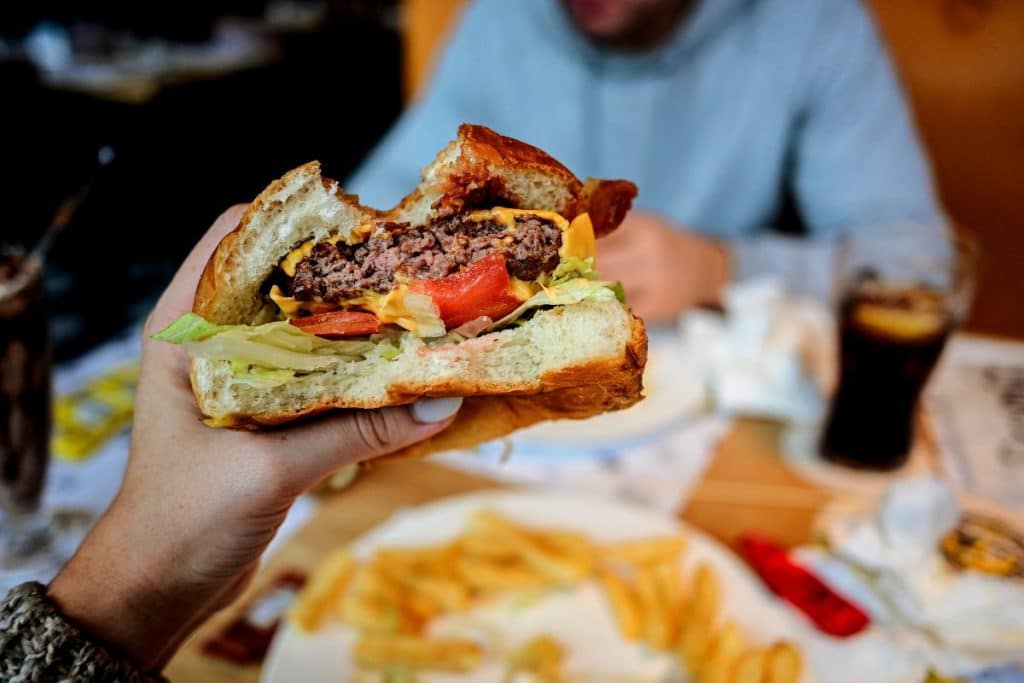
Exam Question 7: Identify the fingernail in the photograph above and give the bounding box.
[411,397,462,423]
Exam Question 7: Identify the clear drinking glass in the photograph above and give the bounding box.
[820,223,978,470]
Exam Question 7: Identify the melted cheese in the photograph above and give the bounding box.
[359,287,439,335]
[560,213,596,261]
[466,207,570,231]
[363,288,406,323]
[268,286,337,317]
[468,207,594,261]
[349,223,375,244]
[510,277,539,301]
[279,234,345,277]
[279,240,315,277]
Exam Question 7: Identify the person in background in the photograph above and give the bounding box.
[0,205,463,679]
[348,0,945,321]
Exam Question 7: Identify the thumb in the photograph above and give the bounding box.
[271,398,463,490]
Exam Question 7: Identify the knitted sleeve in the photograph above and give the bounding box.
[0,582,166,682]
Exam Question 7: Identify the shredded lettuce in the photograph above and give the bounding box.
[153,314,396,382]
[490,278,621,329]
[369,339,402,361]
[542,255,598,287]
[399,291,446,338]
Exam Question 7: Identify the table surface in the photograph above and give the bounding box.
[164,418,926,682]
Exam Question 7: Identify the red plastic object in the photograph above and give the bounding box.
[739,533,870,638]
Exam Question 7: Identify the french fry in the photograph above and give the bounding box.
[384,569,471,613]
[684,564,720,629]
[289,549,355,632]
[698,621,745,683]
[507,634,566,681]
[401,591,442,624]
[354,634,484,672]
[678,618,714,674]
[473,511,589,583]
[731,648,768,683]
[459,532,518,561]
[764,642,802,683]
[654,560,685,608]
[653,559,685,642]
[338,591,414,634]
[456,555,550,591]
[374,545,456,569]
[604,536,686,566]
[597,570,642,641]
[677,564,720,671]
[635,566,674,650]
[532,529,593,558]
[349,565,406,604]
[532,529,595,580]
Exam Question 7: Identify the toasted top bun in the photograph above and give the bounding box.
[194,124,636,326]
[188,124,646,456]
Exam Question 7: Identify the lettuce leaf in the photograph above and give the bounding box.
[542,255,598,287]
[535,256,626,304]
[609,280,627,304]
[152,313,228,343]
[490,278,621,329]
[154,313,383,373]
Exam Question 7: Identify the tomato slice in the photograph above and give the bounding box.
[289,310,382,338]
[409,254,524,329]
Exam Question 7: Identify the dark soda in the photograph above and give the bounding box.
[821,288,951,470]
[0,251,51,515]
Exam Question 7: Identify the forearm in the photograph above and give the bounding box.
[46,505,206,672]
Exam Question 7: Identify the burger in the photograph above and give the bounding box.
[155,124,647,459]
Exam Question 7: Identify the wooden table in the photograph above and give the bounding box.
[164,418,851,682]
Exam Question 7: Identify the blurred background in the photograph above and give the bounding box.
[2,0,1022,362]
[1,0,403,359]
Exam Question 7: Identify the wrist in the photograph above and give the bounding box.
[47,506,191,671]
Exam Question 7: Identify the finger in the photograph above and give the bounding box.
[146,203,249,335]
[266,398,463,491]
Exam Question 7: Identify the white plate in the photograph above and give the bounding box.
[262,491,809,683]
[513,343,705,448]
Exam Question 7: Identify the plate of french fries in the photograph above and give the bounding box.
[266,491,809,683]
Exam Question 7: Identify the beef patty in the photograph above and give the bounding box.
[289,214,562,302]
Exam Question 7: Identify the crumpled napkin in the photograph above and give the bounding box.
[677,278,833,424]
[797,477,1024,673]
